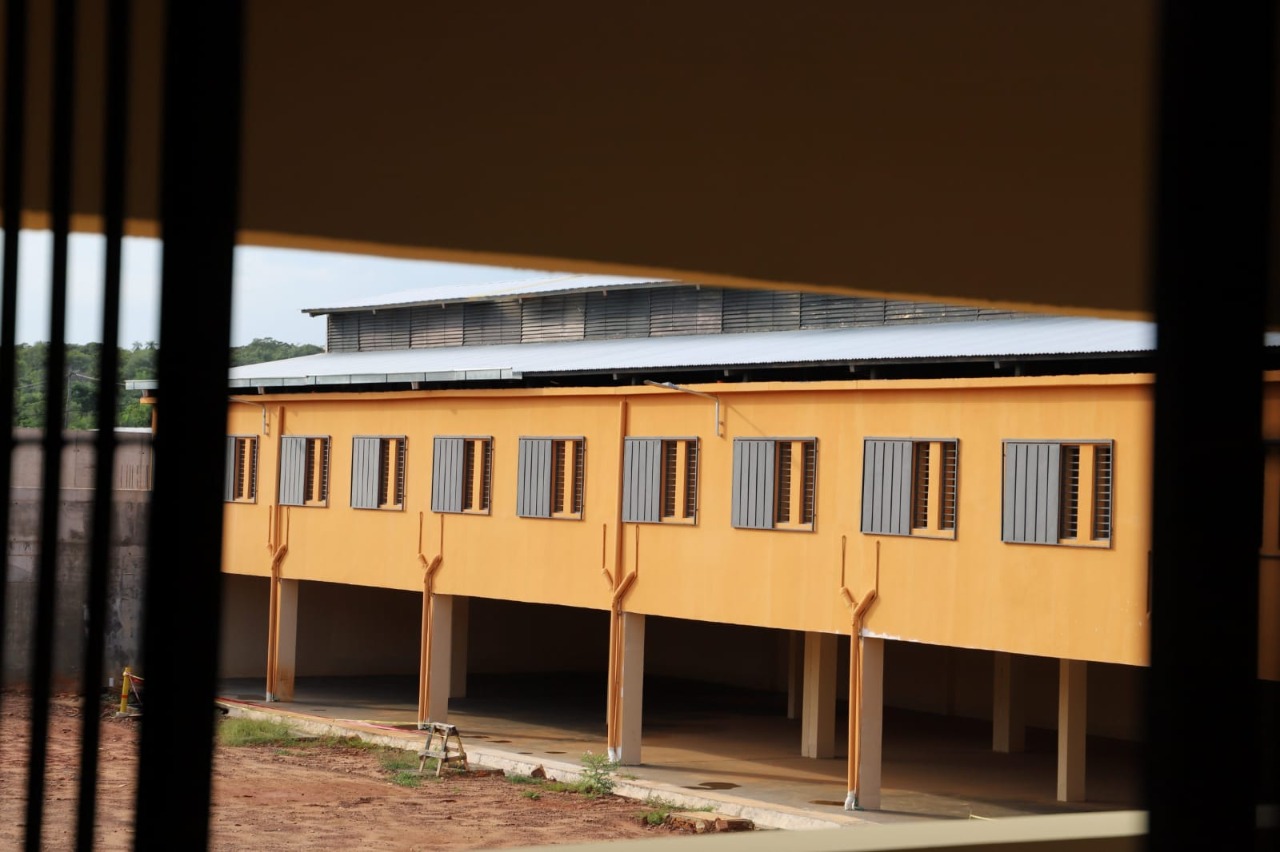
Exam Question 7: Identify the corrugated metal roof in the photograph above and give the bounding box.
[144,315,1172,391]
[124,315,1280,391]
[303,273,676,315]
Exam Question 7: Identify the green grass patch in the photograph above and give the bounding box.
[379,750,421,773]
[322,735,381,750]
[635,796,711,826]
[543,779,595,795]
[218,718,388,752]
[218,717,301,747]
[391,770,423,788]
[521,789,541,800]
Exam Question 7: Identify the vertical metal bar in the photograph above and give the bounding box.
[133,2,244,848]
[0,0,29,730]
[75,0,130,847]
[1148,3,1273,849]
[25,0,77,847]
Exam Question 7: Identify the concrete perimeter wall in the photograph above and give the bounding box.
[3,429,152,690]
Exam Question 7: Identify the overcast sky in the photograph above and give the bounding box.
[5,230,549,348]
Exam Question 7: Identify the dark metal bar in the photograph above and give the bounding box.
[0,0,30,731]
[24,0,77,848]
[1147,2,1274,850]
[133,2,244,848]
[75,0,131,847]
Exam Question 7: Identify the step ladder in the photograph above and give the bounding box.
[417,722,469,777]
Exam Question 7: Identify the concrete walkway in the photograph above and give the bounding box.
[217,674,1142,831]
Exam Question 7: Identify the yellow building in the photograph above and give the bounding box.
[154,274,1280,811]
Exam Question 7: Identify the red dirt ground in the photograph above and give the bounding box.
[0,692,698,851]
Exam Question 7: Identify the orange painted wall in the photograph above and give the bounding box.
[218,372,1278,674]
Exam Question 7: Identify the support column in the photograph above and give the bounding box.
[266,579,299,702]
[993,652,1025,753]
[1057,658,1087,802]
[787,631,804,720]
[801,632,836,758]
[855,637,884,810]
[617,612,646,765]
[450,596,469,698]
[426,594,453,723]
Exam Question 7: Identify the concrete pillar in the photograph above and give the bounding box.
[268,579,299,702]
[787,631,804,720]
[427,594,453,723]
[856,637,885,810]
[802,631,837,758]
[450,596,469,698]
[618,612,646,765]
[1057,658,1087,802]
[993,651,1026,753]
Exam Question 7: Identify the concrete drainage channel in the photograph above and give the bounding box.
[217,701,865,832]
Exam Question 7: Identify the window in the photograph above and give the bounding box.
[517,437,585,519]
[224,436,258,503]
[279,436,330,507]
[621,437,698,524]
[432,436,493,514]
[861,438,958,538]
[1002,440,1113,546]
[731,438,816,531]
[351,436,407,510]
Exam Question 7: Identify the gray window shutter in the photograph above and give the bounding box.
[278,436,307,506]
[351,436,381,509]
[1002,442,1060,543]
[861,439,912,535]
[622,438,662,523]
[431,437,465,513]
[731,439,775,529]
[517,438,553,518]
[224,436,237,502]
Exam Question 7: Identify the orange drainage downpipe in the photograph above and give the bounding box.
[605,398,631,760]
[264,506,289,701]
[841,537,879,811]
[417,513,444,728]
[606,531,639,761]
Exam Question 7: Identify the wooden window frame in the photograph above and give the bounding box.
[1002,439,1112,547]
[302,436,330,506]
[660,438,698,524]
[622,437,699,525]
[517,436,586,521]
[352,435,407,511]
[731,437,816,532]
[861,438,958,539]
[280,435,330,507]
[774,438,816,531]
[225,435,257,504]
[433,435,493,515]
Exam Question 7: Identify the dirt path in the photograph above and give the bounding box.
[0,693,698,851]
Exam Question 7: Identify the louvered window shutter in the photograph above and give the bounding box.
[731,439,775,529]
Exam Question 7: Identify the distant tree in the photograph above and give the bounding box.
[11,338,319,428]
[230,338,322,367]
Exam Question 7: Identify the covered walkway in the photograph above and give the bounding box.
[217,673,1142,827]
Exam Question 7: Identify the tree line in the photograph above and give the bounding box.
[12,338,322,429]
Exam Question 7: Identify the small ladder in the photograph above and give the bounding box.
[417,722,469,777]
